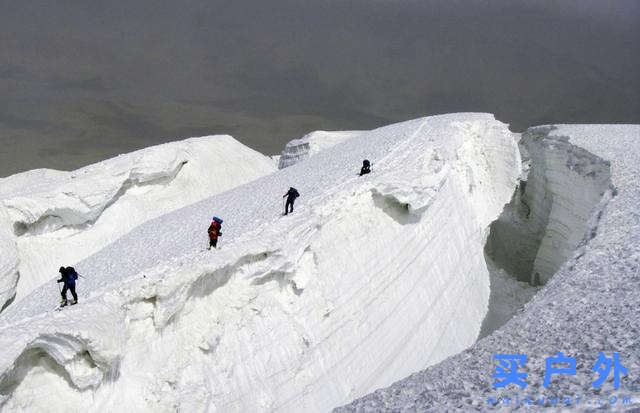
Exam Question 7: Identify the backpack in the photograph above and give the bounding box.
[292,188,300,198]
[363,159,370,167]
[213,216,223,224]
[67,266,78,280]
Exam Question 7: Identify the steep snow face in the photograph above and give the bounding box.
[486,129,612,287]
[338,125,640,412]
[0,135,276,309]
[523,129,612,285]
[477,128,613,337]
[278,130,364,169]
[0,114,521,412]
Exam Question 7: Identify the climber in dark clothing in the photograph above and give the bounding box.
[359,159,371,176]
[57,266,78,306]
[283,187,300,215]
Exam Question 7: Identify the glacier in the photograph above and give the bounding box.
[0,135,276,311]
[338,125,640,411]
[1,116,637,412]
[0,113,521,412]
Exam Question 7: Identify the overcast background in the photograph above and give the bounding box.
[0,0,638,177]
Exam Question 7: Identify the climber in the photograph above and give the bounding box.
[57,266,78,307]
[208,216,223,249]
[283,187,300,215]
[359,159,371,176]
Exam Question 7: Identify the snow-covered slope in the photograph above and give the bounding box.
[338,125,640,412]
[0,114,520,412]
[0,135,276,310]
[278,130,364,169]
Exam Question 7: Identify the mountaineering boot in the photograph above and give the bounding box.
[60,299,68,307]
[70,299,78,306]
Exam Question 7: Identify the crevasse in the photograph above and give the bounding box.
[480,126,613,338]
[336,124,629,412]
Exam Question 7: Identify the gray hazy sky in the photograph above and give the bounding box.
[1,0,639,177]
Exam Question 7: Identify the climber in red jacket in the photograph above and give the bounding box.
[208,216,223,249]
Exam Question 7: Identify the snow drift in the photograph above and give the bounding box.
[0,135,276,310]
[0,114,521,412]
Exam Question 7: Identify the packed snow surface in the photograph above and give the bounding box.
[0,114,521,412]
[0,135,276,310]
[338,125,640,412]
[278,130,364,169]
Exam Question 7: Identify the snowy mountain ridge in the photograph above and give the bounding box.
[0,114,521,412]
[0,135,276,310]
[3,117,636,412]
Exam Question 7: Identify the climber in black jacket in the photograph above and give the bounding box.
[359,159,371,176]
[283,187,300,215]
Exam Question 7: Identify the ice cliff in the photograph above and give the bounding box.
[338,125,640,411]
[0,135,276,310]
[0,114,521,412]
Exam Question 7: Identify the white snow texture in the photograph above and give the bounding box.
[1,116,637,413]
[0,114,521,412]
[278,130,364,169]
[338,125,640,412]
[0,135,276,310]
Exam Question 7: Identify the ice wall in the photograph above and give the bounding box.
[525,128,612,284]
[485,127,612,285]
[278,130,364,169]
[0,114,521,412]
[337,125,636,412]
[0,135,276,310]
